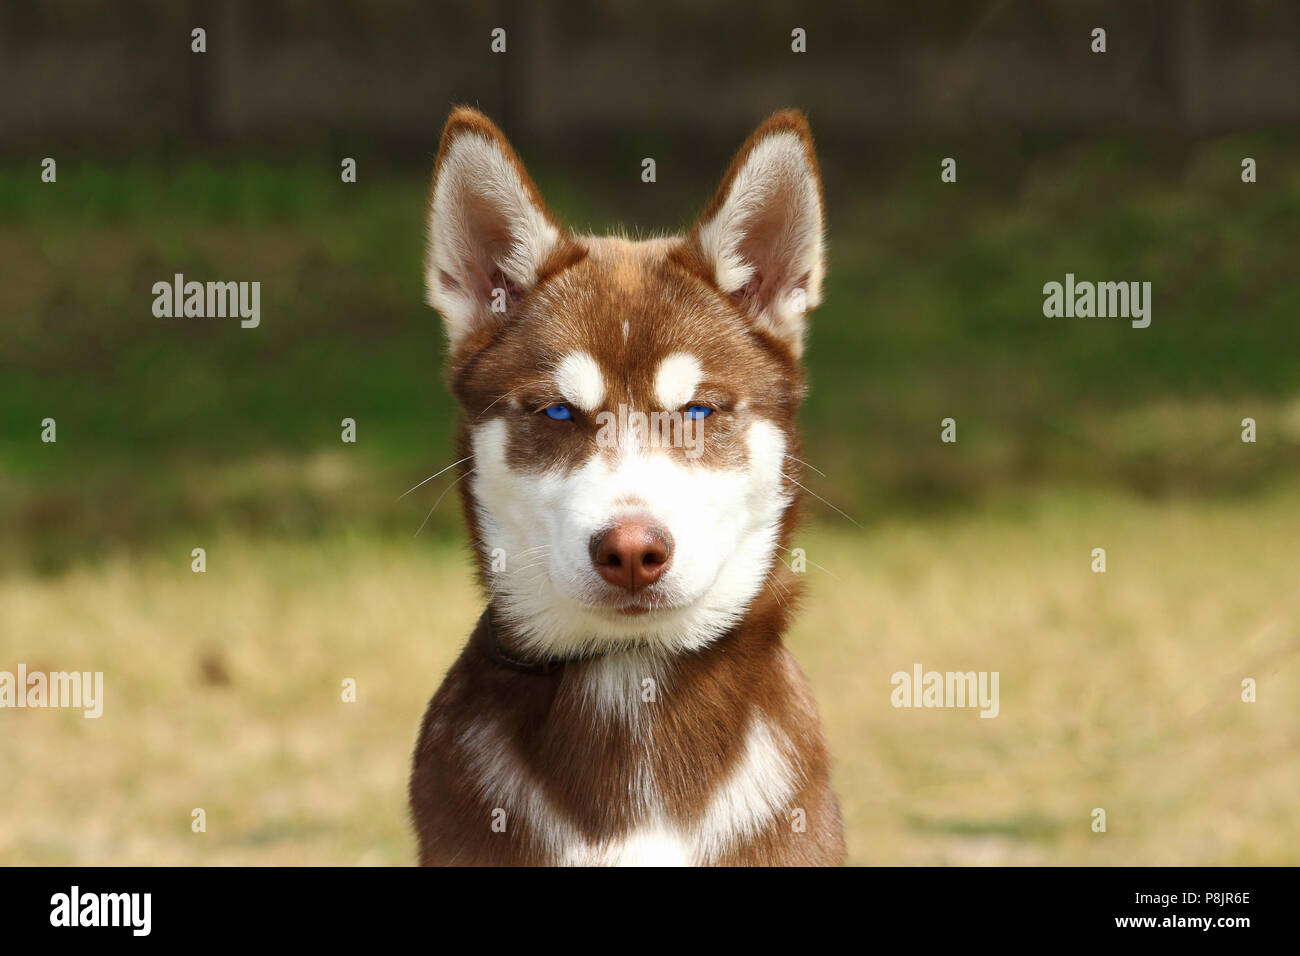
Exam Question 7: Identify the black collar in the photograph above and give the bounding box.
[479,609,568,675]
[477,608,653,675]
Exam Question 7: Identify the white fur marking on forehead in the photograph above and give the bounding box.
[555,351,605,412]
[653,352,703,409]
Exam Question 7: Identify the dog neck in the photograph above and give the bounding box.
[474,565,798,682]
[476,604,658,675]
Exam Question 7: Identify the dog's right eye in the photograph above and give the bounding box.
[543,404,573,421]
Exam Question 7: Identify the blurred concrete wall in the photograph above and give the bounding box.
[1,0,1297,148]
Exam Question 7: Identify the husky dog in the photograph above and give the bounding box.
[409,108,843,865]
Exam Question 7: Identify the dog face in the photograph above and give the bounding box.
[425,109,825,659]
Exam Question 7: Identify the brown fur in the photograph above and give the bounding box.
[409,108,844,866]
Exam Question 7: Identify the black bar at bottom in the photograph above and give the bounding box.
[0,865,1285,943]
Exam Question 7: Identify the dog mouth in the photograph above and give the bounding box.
[582,584,681,617]
[589,592,663,616]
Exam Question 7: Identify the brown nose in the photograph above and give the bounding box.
[589,523,673,591]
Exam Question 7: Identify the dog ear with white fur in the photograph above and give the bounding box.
[690,110,826,357]
[425,107,575,352]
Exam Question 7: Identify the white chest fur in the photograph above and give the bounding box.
[458,705,799,866]
[569,825,693,867]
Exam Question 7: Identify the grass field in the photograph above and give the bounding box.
[2,483,1297,865]
[2,133,1298,864]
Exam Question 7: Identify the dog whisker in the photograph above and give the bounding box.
[400,455,473,501]
[475,379,552,421]
[512,545,552,558]
[775,543,842,582]
[783,453,826,477]
[780,472,863,529]
[414,469,475,537]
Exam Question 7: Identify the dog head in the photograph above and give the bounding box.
[425,108,825,659]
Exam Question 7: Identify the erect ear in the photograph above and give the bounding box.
[425,107,575,351]
[689,110,825,356]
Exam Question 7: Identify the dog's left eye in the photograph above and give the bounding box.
[685,405,713,419]
[543,404,573,421]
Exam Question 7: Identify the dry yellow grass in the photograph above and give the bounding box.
[2,486,1297,865]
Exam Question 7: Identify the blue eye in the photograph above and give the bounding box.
[544,404,573,421]
[685,405,713,419]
